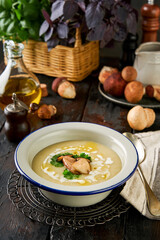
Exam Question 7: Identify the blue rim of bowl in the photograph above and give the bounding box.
[14,122,139,196]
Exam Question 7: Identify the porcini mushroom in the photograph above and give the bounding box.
[146,85,160,102]
[124,81,144,103]
[52,77,76,99]
[62,156,79,174]
[121,66,137,82]
[103,72,127,97]
[127,105,155,130]
[72,158,91,174]
[99,66,118,84]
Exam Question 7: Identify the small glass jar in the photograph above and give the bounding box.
[0,40,41,110]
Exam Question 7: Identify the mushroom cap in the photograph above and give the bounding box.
[144,108,156,128]
[127,105,155,130]
[58,81,76,99]
[121,66,137,82]
[127,105,147,130]
[52,77,67,92]
[124,81,144,103]
[103,72,127,97]
[99,66,118,84]
[72,158,91,174]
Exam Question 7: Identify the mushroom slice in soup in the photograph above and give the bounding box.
[62,156,79,174]
[72,158,91,174]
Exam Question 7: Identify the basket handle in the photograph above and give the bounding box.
[74,28,82,48]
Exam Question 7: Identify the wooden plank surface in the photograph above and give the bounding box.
[0,54,160,239]
[0,74,92,240]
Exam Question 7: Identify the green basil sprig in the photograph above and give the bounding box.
[0,0,50,42]
[63,169,80,180]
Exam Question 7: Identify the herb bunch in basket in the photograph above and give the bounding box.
[39,0,138,50]
[0,0,50,42]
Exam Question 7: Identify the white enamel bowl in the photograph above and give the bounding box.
[14,122,138,207]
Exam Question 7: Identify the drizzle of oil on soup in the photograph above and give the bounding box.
[32,140,122,186]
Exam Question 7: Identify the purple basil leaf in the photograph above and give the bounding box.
[57,23,69,39]
[85,2,105,29]
[39,20,49,36]
[87,21,106,41]
[68,36,75,44]
[47,38,59,51]
[44,27,54,42]
[99,23,114,47]
[127,12,137,35]
[63,1,79,20]
[114,6,128,23]
[113,23,127,42]
[42,9,53,26]
[76,0,86,12]
[51,0,65,21]
[101,0,114,10]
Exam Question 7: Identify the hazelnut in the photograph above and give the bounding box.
[99,66,118,84]
[30,103,39,112]
[127,105,155,130]
[121,66,137,82]
[124,81,144,103]
[103,72,127,97]
[37,104,57,119]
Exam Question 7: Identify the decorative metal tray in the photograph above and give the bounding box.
[7,169,130,229]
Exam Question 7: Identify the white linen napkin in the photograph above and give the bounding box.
[120,130,160,220]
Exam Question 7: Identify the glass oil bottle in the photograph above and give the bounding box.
[0,40,41,110]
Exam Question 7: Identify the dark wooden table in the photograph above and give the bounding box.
[0,50,160,239]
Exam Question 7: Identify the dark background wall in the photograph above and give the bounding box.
[100,0,160,58]
[131,0,160,42]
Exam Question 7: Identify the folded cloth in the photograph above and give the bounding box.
[120,130,160,220]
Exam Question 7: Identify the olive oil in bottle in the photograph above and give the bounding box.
[0,41,41,110]
[0,77,41,110]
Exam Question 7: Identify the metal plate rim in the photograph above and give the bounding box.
[98,82,160,108]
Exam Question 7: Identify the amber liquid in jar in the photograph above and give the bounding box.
[0,77,41,110]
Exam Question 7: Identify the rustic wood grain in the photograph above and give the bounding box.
[125,207,160,240]
[0,73,93,240]
[0,131,50,240]
[0,52,160,239]
[82,77,131,133]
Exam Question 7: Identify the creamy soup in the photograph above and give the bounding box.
[32,140,122,186]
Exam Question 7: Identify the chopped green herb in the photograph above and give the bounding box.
[63,169,80,180]
[72,154,79,158]
[72,152,91,161]
[79,152,91,161]
[50,152,72,167]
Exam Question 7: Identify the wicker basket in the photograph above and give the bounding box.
[22,28,99,82]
